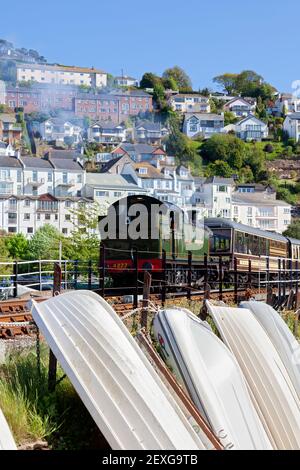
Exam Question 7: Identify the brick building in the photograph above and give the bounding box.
[5,87,153,122]
[74,90,152,121]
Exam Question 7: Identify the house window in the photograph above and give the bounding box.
[8,212,17,222]
[32,171,38,182]
[45,214,51,220]
[25,200,30,207]
[226,198,231,204]
[138,168,148,174]
[27,227,33,234]
[217,185,227,192]
[114,192,122,197]
[65,201,72,207]
[8,227,17,233]
[17,185,22,195]
[47,172,52,182]
[62,172,68,184]
[55,214,58,221]
[17,171,22,183]
[284,208,290,214]
[24,213,30,220]
[62,228,68,234]
[37,213,41,220]
[95,191,109,197]
[284,220,289,225]
[234,206,238,215]
[247,207,252,216]
[77,174,82,183]
[65,214,71,221]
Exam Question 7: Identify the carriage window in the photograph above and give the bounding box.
[251,236,260,256]
[260,238,267,256]
[235,232,246,254]
[210,229,231,253]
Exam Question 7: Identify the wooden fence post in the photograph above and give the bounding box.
[141,271,152,331]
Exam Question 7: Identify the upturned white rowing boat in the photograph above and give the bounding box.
[0,410,17,450]
[31,291,206,450]
[153,307,272,450]
[207,302,300,450]
[240,301,300,400]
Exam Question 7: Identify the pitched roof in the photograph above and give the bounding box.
[232,193,290,206]
[286,113,300,120]
[118,143,158,154]
[135,121,163,131]
[17,63,107,74]
[50,158,83,170]
[205,176,234,184]
[21,156,53,169]
[134,162,169,179]
[225,97,254,107]
[99,155,132,173]
[237,114,266,125]
[45,149,78,159]
[184,113,224,121]
[91,121,124,130]
[0,155,22,168]
[86,173,145,190]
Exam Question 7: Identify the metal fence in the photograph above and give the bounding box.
[0,247,299,309]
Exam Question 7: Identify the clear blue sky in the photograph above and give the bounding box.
[2,0,299,92]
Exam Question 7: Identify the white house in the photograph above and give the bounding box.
[183,113,224,139]
[121,162,184,206]
[224,97,256,117]
[283,113,300,142]
[114,76,139,87]
[16,63,107,88]
[234,114,268,141]
[0,193,94,237]
[0,154,85,198]
[134,122,169,145]
[0,141,15,156]
[232,192,291,233]
[170,93,210,113]
[83,173,147,210]
[192,177,234,218]
[87,122,127,144]
[40,118,82,144]
[270,94,300,116]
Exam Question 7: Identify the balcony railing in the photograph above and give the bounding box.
[56,179,75,187]
[27,178,45,187]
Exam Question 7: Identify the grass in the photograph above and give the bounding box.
[0,344,109,449]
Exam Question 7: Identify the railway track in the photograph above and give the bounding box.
[0,287,269,339]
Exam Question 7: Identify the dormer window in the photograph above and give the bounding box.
[138,168,148,175]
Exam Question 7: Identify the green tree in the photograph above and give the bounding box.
[140,72,161,89]
[224,111,238,126]
[283,220,300,240]
[166,116,202,174]
[5,233,29,259]
[162,66,192,91]
[66,203,100,261]
[244,145,266,180]
[206,160,233,177]
[213,73,238,94]
[201,134,246,170]
[161,76,177,90]
[28,225,62,260]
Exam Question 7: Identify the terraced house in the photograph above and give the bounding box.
[16,63,107,87]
